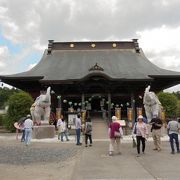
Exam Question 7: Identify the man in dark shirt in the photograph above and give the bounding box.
[149,115,163,151]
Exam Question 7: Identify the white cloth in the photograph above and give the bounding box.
[57,119,62,127]
[75,118,81,129]
[24,118,33,129]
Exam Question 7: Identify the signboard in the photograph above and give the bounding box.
[68,114,77,125]
[116,120,126,126]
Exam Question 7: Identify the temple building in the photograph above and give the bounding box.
[1,39,180,120]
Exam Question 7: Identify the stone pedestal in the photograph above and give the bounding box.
[32,125,55,139]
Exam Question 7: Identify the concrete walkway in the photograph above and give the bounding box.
[72,141,180,180]
[0,133,180,180]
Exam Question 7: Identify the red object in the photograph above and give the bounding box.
[109,122,120,138]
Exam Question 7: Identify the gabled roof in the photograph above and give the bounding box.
[1,40,180,89]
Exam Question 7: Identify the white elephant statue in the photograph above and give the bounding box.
[30,87,51,125]
[143,85,162,122]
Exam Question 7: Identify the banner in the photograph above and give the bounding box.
[56,108,61,120]
[81,110,86,124]
[115,108,121,120]
[127,108,133,121]
[136,107,142,117]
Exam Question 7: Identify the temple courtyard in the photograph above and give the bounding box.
[0,133,180,180]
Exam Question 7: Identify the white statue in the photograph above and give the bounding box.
[143,85,162,122]
[30,87,51,125]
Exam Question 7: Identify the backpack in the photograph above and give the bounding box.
[85,123,92,134]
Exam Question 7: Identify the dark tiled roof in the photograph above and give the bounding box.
[1,41,180,82]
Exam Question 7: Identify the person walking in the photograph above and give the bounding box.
[167,117,180,154]
[132,115,148,157]
[24,114,33,146]
[108,116,123,156]
[84,117,93,147]
[75,114,82,145]
[60,118,69,142]
[149,115,163,151]
[57,115,63,140]
[18,116,27,142]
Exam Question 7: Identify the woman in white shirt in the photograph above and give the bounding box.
[57,115,69,142]
[132,115,148,157]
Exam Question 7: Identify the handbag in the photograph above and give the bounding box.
[114,131,121,137]
[132,138,137,148]
[114,127,123,138]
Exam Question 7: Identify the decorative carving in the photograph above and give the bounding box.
[89,63,104,71]
[70,43,74,48]
[91,43,96,48]
[112,43,117,47]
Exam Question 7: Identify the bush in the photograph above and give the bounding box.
[0,114,3,126]
[158,92,178,117]
[4,92,33,132]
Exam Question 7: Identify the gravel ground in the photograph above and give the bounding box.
[0,140,79,165]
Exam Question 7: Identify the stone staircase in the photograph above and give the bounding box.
[92,118,108,139]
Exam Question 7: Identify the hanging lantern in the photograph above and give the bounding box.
[121,104,123,107]
[57,95,61,99]
[68,101,72,105]
[106,101,109,104]
[126,102,130,106]
[74,103,77,106]
[116,104,119,107]
[88,98,92,101]
[78,103,81,106]
[63,99,67,103]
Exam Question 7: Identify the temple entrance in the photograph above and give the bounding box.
[91,97,101,111]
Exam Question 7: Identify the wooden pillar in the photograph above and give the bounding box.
[131,92,135,122]
[108,93,111,121]
[56,95,62,119]
[81,93,85,110]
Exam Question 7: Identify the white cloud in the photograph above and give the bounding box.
[0,0,180,92]
[137,26,180,71]
[27,63,37,70]
[0,45,38,74]
[164,84,180,93]
[0,46,9,70]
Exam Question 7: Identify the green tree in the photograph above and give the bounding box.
[158,92,178,117]
[0,87,19,108]
[177,100,180,117]
[4,92,33,132]
[173,91,180,100]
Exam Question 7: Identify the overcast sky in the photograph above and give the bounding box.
[0,0,180,92]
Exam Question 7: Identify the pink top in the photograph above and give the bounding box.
[109,122,121,139]
[133,122,148,138]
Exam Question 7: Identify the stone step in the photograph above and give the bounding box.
[92,118,108,139]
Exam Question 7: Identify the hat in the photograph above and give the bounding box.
[26,114,31,118]
[137,115,143,119]
[112,116,117,121]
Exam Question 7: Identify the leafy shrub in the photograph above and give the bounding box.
[158,92,178,117]
[0,114,3,126]
[4,92,33,132]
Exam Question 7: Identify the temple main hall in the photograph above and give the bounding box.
[1,39,180,121]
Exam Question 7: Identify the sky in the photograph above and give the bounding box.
[0,0,180,92]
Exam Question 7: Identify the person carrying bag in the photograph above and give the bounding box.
[108,116,123,156]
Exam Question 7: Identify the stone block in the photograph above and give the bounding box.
[32,125,55,139]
